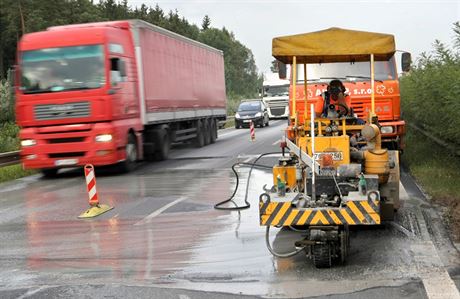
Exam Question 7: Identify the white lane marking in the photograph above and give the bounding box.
[17,286,49,299]
[134,196,187,226]
[272,139,281,146]
[412,241,460,299]
[399,181,409,201]
[243,156,253,163]
[179,295,191,299]
[422,271,460,299]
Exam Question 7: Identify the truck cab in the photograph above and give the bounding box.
[261,73,289,119]
[291,56,406,150]
[16,21,143,175]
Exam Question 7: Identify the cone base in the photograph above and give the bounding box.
[78,204,114,218]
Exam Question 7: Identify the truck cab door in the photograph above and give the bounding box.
[110,57,135,119]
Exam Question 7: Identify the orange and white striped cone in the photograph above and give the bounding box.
[250,120,255,141]
[78,164,113,218]
[85,164,99,207]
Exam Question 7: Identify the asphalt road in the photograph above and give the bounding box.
[0,120,459,299]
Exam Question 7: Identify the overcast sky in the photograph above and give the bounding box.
[128,0,460,74]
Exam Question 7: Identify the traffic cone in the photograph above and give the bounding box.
[250,120,255,141]
[78,164,113,218]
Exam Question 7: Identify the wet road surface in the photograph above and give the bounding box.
[0,120,459,298]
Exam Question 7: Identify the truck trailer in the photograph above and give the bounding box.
[15,20,227,176]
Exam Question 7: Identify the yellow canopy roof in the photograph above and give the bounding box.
[272,27,395,64]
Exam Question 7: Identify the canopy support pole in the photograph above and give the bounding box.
[370,53,376,122]
[292,56,297,127]
[304,63,308,124]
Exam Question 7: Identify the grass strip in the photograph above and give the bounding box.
[0,164,36,184]
[403,127,460,241]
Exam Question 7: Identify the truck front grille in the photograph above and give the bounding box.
[49,152,85,158]
[265,100,288,107]
[34,102,90,120]
[48,137,86,144]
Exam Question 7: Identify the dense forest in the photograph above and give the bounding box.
[0,0,261,99]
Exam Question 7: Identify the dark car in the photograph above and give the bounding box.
[234,100,269,129]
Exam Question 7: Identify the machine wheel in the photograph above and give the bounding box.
[119,133,138,173]
[312,244,332,268]
[210,119,217,143]
[154,129,170,161]
[339,227,350,264]
[266,117,270,126]
[194,121,205,148]
[41,168,58,178]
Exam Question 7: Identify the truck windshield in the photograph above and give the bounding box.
[296,57,396,82]
[263,84,289,97]
[20,45,105,94]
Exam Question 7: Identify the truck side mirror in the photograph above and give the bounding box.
[401,52,411,72]
[278,62,287,79]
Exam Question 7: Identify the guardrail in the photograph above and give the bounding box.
[0,151,20,167]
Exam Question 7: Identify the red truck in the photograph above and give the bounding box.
[15,20,227,176]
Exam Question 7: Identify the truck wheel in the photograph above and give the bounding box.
[204,119,211,145]
[41,168,58,178]
[194,121,205,148]
[119,133,137,173]
[210,119,217,143]
[312,244,332,268]
[154,129,170,161]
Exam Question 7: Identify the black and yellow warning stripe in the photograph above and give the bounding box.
[259,199,380,226]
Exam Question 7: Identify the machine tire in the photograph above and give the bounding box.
[41,168,58,178]
[312,244,332,268]
[119,133,138,173]
[266,117,270,127]
[154,129,170,161]
[194,121,205,148]
[210,119,217,143]
[339,227,349,264]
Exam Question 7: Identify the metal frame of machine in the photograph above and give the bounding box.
[259,28,409,268]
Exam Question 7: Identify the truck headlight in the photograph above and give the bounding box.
[380,126,394,134]
[255,112,262,117]
[235,112,241,119]
[95,134,113,142]
[21,139,36,147]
